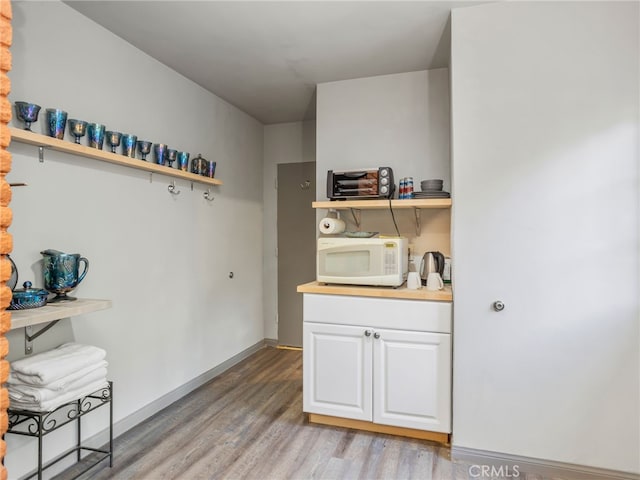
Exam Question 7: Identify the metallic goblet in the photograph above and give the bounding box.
[14,102,41,131]
[166,149,177,168]
[137,140,152,161]
[68,119,88,144]
[105,131,122,154]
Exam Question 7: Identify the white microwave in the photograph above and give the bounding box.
[317,237,408,287]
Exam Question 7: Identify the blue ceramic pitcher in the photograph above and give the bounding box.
[41,250,89,303]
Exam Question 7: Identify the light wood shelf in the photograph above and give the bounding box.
[10,298,112,330]
[312,198,451,210]
[9,128,222,187]
[313,198,451,235]
[297,281,452,302]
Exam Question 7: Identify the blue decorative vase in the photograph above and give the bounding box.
[87,123,106,149]
[45,108,67,139]
[191,154,207,175]
[41,249,89,303]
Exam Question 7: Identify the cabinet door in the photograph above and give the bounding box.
[303,322,372,421]
[373,329,451,432]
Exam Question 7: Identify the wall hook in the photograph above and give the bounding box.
[168,181,181,195]
[203,188,215,201]
[300,180,311,190]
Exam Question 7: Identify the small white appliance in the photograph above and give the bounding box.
[316,237,408,287]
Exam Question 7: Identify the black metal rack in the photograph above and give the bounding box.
[6,381,113,480]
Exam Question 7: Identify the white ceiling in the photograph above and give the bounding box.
[65,1,484,125]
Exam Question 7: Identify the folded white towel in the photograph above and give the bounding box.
[10,343,107,386]
[9,378,109,413]
[8,360,108,390]
[9,367,108,404]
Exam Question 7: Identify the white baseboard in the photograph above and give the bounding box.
[451,446,640,480]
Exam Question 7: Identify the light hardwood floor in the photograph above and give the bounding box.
[55,347,599,480]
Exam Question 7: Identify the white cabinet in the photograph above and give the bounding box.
[373,328,451,432]
[303,322,372,421]
[302,294,452,435]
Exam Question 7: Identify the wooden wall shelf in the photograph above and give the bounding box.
[9,128,222,187]
[10,298,112,355]
[313,198,451,235]
[10,298,112,330]
[312,198,451,210]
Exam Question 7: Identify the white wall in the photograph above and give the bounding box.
[262,121,315,341]
[316,69,451,261]
[6,2,264,477]
[316,69,450,200]
[451,1,639,474]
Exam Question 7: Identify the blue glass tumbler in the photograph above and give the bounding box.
[121,134,137,157]
[177,151,190,171]
[153,143,168,165]
[45,108,67,139]
[206,160,217,178]
[87,123,106,149]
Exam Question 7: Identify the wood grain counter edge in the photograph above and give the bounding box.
[297,281,452,302]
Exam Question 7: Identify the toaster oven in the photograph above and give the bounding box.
[326,167,395,200]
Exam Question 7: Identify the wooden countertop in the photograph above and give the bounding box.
[297,281,452,302]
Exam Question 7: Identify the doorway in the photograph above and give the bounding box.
[277,162,316,347]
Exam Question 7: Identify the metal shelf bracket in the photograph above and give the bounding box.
[349,208,361,229]
[413,207,422,236]
[24,320,60,355]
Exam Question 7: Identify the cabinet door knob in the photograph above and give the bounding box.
[493,300,505,312]
[373,332,381,339]
[364,330,372,337]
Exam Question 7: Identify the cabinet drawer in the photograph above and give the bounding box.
[303,294,452,333]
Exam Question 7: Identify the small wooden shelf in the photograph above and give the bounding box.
[312,198,451,210]
[313,198,451,235]
[9,128,222,187]
[10,298,112,330]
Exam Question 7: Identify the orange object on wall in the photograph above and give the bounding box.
[0,0,12,477]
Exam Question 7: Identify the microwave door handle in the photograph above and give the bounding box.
[319,244,371,254]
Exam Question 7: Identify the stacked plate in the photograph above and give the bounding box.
[415,178,450,198]
[421,179,443,191]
